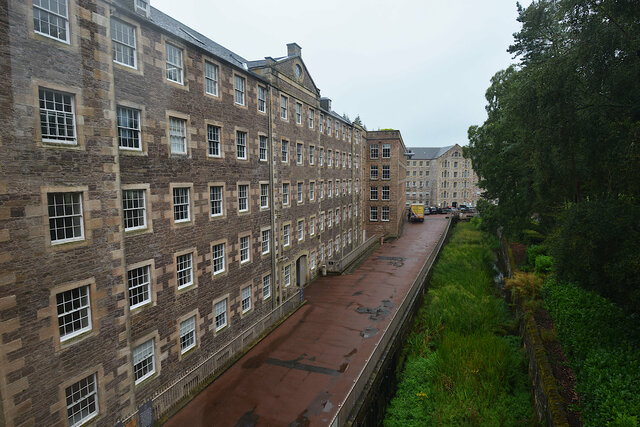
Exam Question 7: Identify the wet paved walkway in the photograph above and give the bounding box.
[165,217,450,426]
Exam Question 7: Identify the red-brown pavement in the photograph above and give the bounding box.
[164,217,449,426]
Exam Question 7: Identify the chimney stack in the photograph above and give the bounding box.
[287,43,302,57]
[320,97,332,111]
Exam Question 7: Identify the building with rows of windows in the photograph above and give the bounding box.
[405,144,480,208]
[0,1,386,425]
[364,130,407,238]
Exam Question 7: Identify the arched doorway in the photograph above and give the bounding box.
[296,255,307,288]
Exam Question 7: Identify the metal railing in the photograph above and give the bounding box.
[329,217,452,426]
[119,292,302,425]
[326,234,380,273]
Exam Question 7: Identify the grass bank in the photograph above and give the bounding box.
[384,222,534,426]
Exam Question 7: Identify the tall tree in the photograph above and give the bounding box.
[467,0,640,309]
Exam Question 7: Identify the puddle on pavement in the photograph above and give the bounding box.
[235,408,259,427]
[356,299,395,320]
[360,327,379,338]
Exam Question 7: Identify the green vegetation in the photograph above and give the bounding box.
[544,280,640,426]
[384,223,533,426]
[466,2,640,421]
[466,0,640,312]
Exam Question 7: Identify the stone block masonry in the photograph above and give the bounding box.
[0,0,389,425]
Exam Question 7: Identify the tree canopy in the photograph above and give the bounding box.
[467,0,640,310]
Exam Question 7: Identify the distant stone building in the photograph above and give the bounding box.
[405,144,480,207]
[364,130,407,238]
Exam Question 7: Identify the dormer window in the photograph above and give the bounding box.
[135,0,150,15]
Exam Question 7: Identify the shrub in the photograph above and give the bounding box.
[544,280,640,426]
[534,255,553,275]
[504,271,543,302]
[526,244,547,265]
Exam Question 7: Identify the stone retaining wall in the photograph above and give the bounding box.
[497,231,569,427]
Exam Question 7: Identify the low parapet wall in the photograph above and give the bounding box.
[329,216,453,426]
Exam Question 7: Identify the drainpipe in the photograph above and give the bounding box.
[267,82,278,311]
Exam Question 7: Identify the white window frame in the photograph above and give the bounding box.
[382,143,391,158]
[133,338,155,384]
[241,285,252,313]
[282,183,289,206]
[263,274,271,299]
[238,184,249,212]
[308,108,314,128]
[166,43,184,84]
[205,61,219,96]
[33,0,69,43]
[260,183,269,209]
[57,285,92,341]
[382,165,391,180]
[212,243,225,275]
[284,265,291,287]
[173,187,190,223]
[259,135,268,161]
[382,206,390,222]
[296,143,303,164]
[176,253,193,289]
[180,316,196,354]
[296,102,302,124]
[127,264,151,309]
[261,229,270,254]
[48,192,84,244]
[283,224,290,247]
[240,235,250,264]
[123,189,146,231]
[257,86,266,113]
[112,18,137,68]
[39,88,76,144]
[65,374,98,427]
[169,116,187,155]
[117,106,141,150]
[297,220,304,241]
[280,95,288,120]
[236,131,247,160]
[382,186,390,201]
[208,124,221,157]
[214,299,227,331]
[281,140,289,163]
[370,144,379,159]
[235,75,246,105]
[210,185,223,217]
[370,165,378,180]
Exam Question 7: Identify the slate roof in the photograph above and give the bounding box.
[406,145,456,159]
[126,3,353,125]
[147,6,251,71]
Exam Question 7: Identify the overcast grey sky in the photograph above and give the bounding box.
[153,0,530,148]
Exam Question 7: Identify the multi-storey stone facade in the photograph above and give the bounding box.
[364,130,407,238]
[0,1,373,426]
[405,144,480,208]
